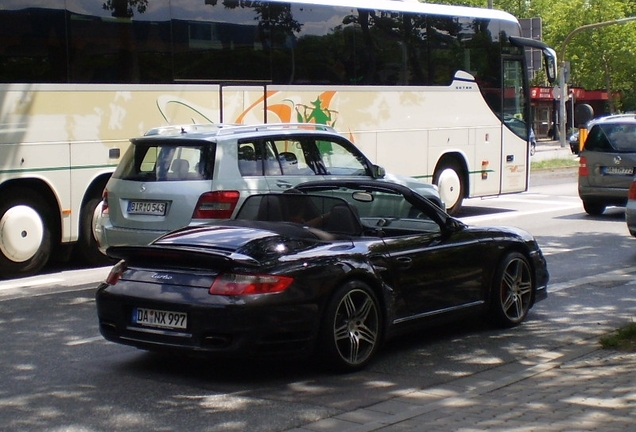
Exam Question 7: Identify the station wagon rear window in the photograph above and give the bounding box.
[113,141,214,181]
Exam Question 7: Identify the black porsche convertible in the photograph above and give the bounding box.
[96,180,548,371]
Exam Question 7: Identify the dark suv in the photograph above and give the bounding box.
[578,115,636,215]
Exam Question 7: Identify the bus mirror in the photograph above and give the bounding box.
[543,48,557,84]
[508,36,557,84]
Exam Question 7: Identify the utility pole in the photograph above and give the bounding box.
[558,17,636,148]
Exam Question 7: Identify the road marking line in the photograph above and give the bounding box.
[0,267,109,292]
[539,246,593,256]
[0,277,64,291]
[66,336,104,346]
[549,265,636,292]
[496,197,580,205]
[461,202,581,224]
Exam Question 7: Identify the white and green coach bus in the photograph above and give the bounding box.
[0,0,556,277]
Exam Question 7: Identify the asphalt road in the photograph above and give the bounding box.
[3,166,636,431]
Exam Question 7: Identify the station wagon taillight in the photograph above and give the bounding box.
[192,190,240,219]
[100,189,109,215]
[579,156,589,176]
[629,182,636,200]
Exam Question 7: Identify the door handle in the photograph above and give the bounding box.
[275,181,293,189]
[396,257,412,269]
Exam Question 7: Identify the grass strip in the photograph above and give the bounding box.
[600,322,636,352]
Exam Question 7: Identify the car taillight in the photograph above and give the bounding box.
[105,260,127,285]
[101,189,109,215]
[192,190,240,219]
[629,182,636,200]
[579,156,589,176]
[209,273,294,296]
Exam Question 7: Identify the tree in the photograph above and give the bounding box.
[102,0,148,18]
[425,0,636,111]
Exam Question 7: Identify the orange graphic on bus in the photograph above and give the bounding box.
[235,91,338,127]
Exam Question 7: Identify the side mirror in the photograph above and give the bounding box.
[372,165,386,179]
[444,217,465,233]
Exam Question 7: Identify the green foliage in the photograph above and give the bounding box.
[600,322,636,352]
[102,0,148,18]
[423,0,636,111]
[530,158,578,171]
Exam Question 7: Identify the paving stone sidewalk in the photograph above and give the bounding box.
[291,336,636,432]
[287,143,636,432]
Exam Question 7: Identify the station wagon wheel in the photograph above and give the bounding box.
[319,281,381,372]
[489,252,533,327]
[74,196,112,266]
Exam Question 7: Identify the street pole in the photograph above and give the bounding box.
[558,17,636,148]
[558,66,566,146]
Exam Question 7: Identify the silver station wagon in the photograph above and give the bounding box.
[93,123,441,253]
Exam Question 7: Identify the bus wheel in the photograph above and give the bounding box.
[0,191,52,278]
[74,197,111,266]
[434,162,464,215]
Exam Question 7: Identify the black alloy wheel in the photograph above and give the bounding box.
[319,280,381,372]
[489,252,533,327]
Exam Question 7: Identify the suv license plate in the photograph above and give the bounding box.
[603,166,634,175]
[133,307,187,330]
[127,201,167,215]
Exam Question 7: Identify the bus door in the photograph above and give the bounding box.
[500,57,531,194]
[219,82,269,125]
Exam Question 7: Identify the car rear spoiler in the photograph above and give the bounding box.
[106,245,260,267]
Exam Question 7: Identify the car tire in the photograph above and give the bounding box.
[318,280,381,372]
[583,201,606,216]
[434,161,464,215]
[488,252,533,328]
[0,189,52,278]
[74,197,113,266]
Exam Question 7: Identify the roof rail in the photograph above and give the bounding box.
[143,123,234,136]
[215,123,337,136]
[143,122,337,137]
